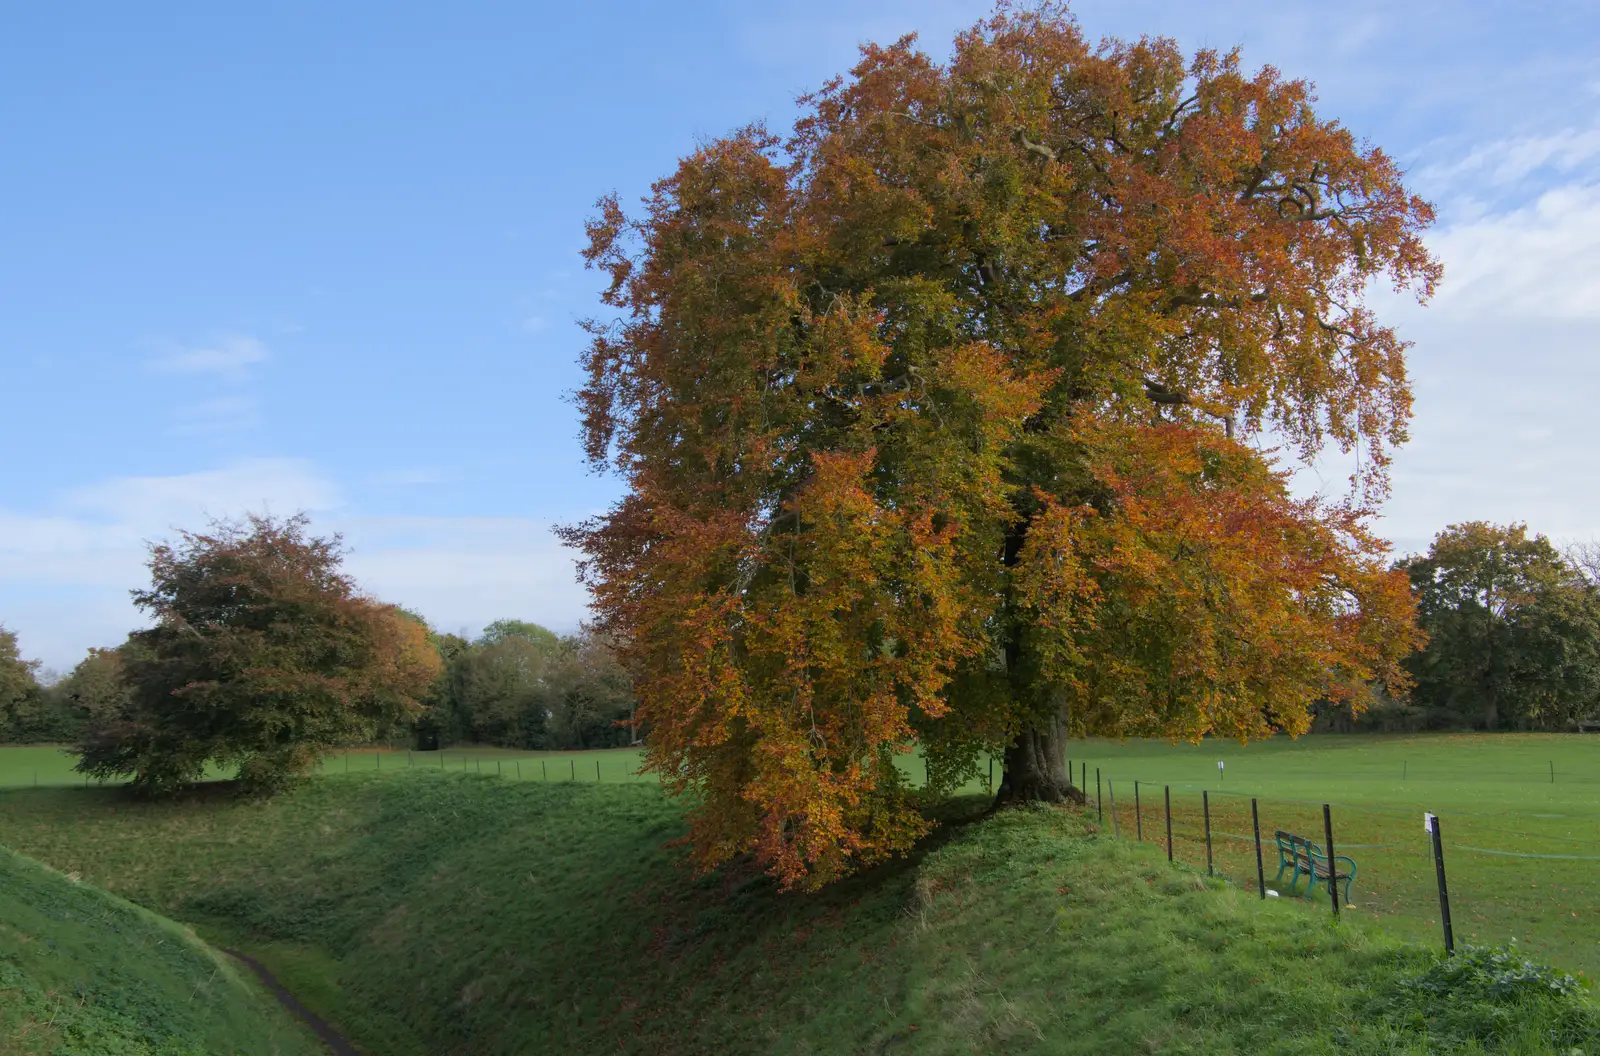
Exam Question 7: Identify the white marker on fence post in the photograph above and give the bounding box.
[1424,812,1436,862]
[1217,760,1224,784]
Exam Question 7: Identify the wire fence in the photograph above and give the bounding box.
[315,749,655,784]
[0,747,655,790]
[1060,762,1600,981]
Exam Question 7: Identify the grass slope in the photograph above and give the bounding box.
[4,733,1599,975]
[1,773,1596,1054]
[0,846,318,1056]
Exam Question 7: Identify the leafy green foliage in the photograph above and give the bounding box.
[0,626,45,743]
[1405,946,1584,1001]
[418,624,636,751]
[74,513,441,795]
[1377,945,1599,1051]
[0,846,316,1055]
[1400,523,1600,730]
[476,619,560,649]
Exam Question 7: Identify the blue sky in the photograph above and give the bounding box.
[3,1,1598,669]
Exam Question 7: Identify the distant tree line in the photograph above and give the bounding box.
[409,617,636,752]
[1314,521,1600,733]
[3,514,1596,794]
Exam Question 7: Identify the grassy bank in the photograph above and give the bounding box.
[5,732,1599,974]
[1,772,1596,1054]
[0,845,318,1055]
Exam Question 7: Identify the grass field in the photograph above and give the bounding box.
[4,733,1598,975]
[1,771,1596,1054]
[0,844,318,1055]
[1063,734,1600,978]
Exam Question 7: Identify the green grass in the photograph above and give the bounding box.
[0,743,654,789]
[1060,733,1600,977]
[6,732,1600,974]
[1,771,1596,1054]
[0,844,318,1055]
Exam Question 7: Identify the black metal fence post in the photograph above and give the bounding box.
[570,759,575,781]
[543,759,548,781]
[1323,803,1339,920]
[1095,767,1102,824]
[1429,813,1455,955]
[1203,791,1213,876]
[1108,781,1119,838]
[1080,761,1087,792]
[1251,798,1265,899]
[597,759,601,781]
[1164,786,1173,862]
[1135,781,1143,841]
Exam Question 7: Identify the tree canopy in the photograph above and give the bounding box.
[0,627,43,742]
[416,622,636,751]
[76,513,441,794]
[566,6,1436,888]
[478,619,562,649]
[1401,522,1600,731]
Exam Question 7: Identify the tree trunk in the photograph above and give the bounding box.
[994,707,1086,805]
[1483,694,1499,731]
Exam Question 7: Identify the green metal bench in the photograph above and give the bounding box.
[1272,829,1357,903]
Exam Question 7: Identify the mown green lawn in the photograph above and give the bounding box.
[1,772,1595,1055]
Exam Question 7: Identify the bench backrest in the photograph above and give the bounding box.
[1275,830,1320,867]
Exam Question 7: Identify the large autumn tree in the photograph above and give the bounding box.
[564,6,1436,887]
[77,513,441,794]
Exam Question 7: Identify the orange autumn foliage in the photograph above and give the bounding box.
[564,6,1437,888]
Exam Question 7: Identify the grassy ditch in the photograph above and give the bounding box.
[0,845,318,1055]
[0,772,1595,1054]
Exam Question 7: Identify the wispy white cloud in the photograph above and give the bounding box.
[368,467,448,488]
[146,335,270,380]
[1422,183,1600,319]
[0,459,341,663]
[143,333,274,434]
[0,461,589,667]
[1347,108,1600,555]
[341,515,589,640]
[1420,123,1600,193]
[170,394,263,434]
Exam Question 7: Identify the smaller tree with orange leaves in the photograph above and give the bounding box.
[77,513,440,795]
